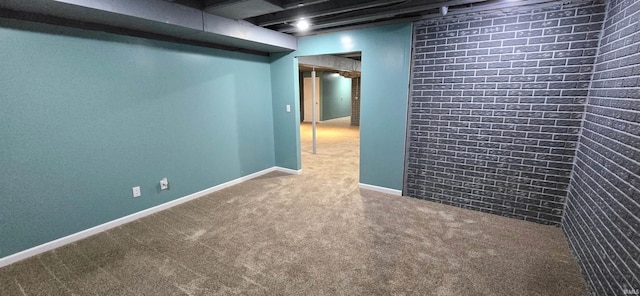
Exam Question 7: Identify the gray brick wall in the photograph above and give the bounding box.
[563,0,640,294]
[405,0,605,225]
[351,77,360,126]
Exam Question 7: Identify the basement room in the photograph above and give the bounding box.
[0,0,637,295]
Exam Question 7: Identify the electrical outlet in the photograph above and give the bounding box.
[160,178,169,190]
[132,186,141,198]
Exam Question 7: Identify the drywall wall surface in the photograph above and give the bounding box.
[0,18,275,257]
[270,52,301,170]
[320,72,351,121]
[271,23,412,190]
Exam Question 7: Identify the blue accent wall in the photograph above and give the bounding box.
[300,71,351,121]
[0,19,275,258]
[320,73,351,121]
[270,53,301,170]
[270,23,413,190]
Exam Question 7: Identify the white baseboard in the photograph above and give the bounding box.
[359,183,402,196]
[0,166,299,269]
[274,166,302,175]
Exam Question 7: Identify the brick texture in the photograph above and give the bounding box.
[351,77,361,126]
[562,0,640,294]
[405,0,605,225]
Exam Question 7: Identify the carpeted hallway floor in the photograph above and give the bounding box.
[0,116,587,295]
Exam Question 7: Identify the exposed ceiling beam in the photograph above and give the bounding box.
[281,0,330,10]
[298,55,361,72]
[278,0,487,33]
[253,0,407,27]
[294,15,420,37]
[417,0,562,20]
[294,0,560,36]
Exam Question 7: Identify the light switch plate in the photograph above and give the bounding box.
[160,178,169,190]
[132,186,141,198]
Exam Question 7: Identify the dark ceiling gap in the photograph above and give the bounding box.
[276,0,488,33]
[251,0,408,27]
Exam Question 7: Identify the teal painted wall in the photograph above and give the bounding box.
[0,19,275,258]
[320,73,351,121]
[300,71,350,121]
[270,23,413,190]
[270,53,300,170]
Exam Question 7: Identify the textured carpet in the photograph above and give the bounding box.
[0,117,587,295]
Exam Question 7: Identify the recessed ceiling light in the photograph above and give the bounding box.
[296,18,310,31]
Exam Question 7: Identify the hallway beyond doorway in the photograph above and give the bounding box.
[300,116,359,159]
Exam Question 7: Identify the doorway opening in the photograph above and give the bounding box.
[297,52,362,169]
[302,75,320,123]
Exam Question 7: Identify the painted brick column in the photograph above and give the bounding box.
[351,77,361,126]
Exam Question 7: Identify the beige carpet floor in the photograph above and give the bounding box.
[0,116,587,295]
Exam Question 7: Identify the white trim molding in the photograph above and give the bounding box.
[359,183,402,196]
[274,166,302,175]
[0,166,299,269]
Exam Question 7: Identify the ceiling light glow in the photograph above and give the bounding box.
[341,36,354,50]
[296,19,310,31]
[440,6,448,16]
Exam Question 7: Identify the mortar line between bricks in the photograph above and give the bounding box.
[422,165,570,190]
[568,168,640,286]
[573,154,640,226]
[606,10,640,33]
[564,184,625,294]
[587,96,640,105]
[600,27,640,45]
[422,154,570,173]
[577,131,640,170]
[576,138,640,198]
[404,22,420,196]
[590,67,640,81]
[594,52,640,66]
[586,105,640,123]
[584,116,640,144]
[426,169,571,192]
[561,218,598,294]
[562,0,607,233]
[418,143,577,166]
